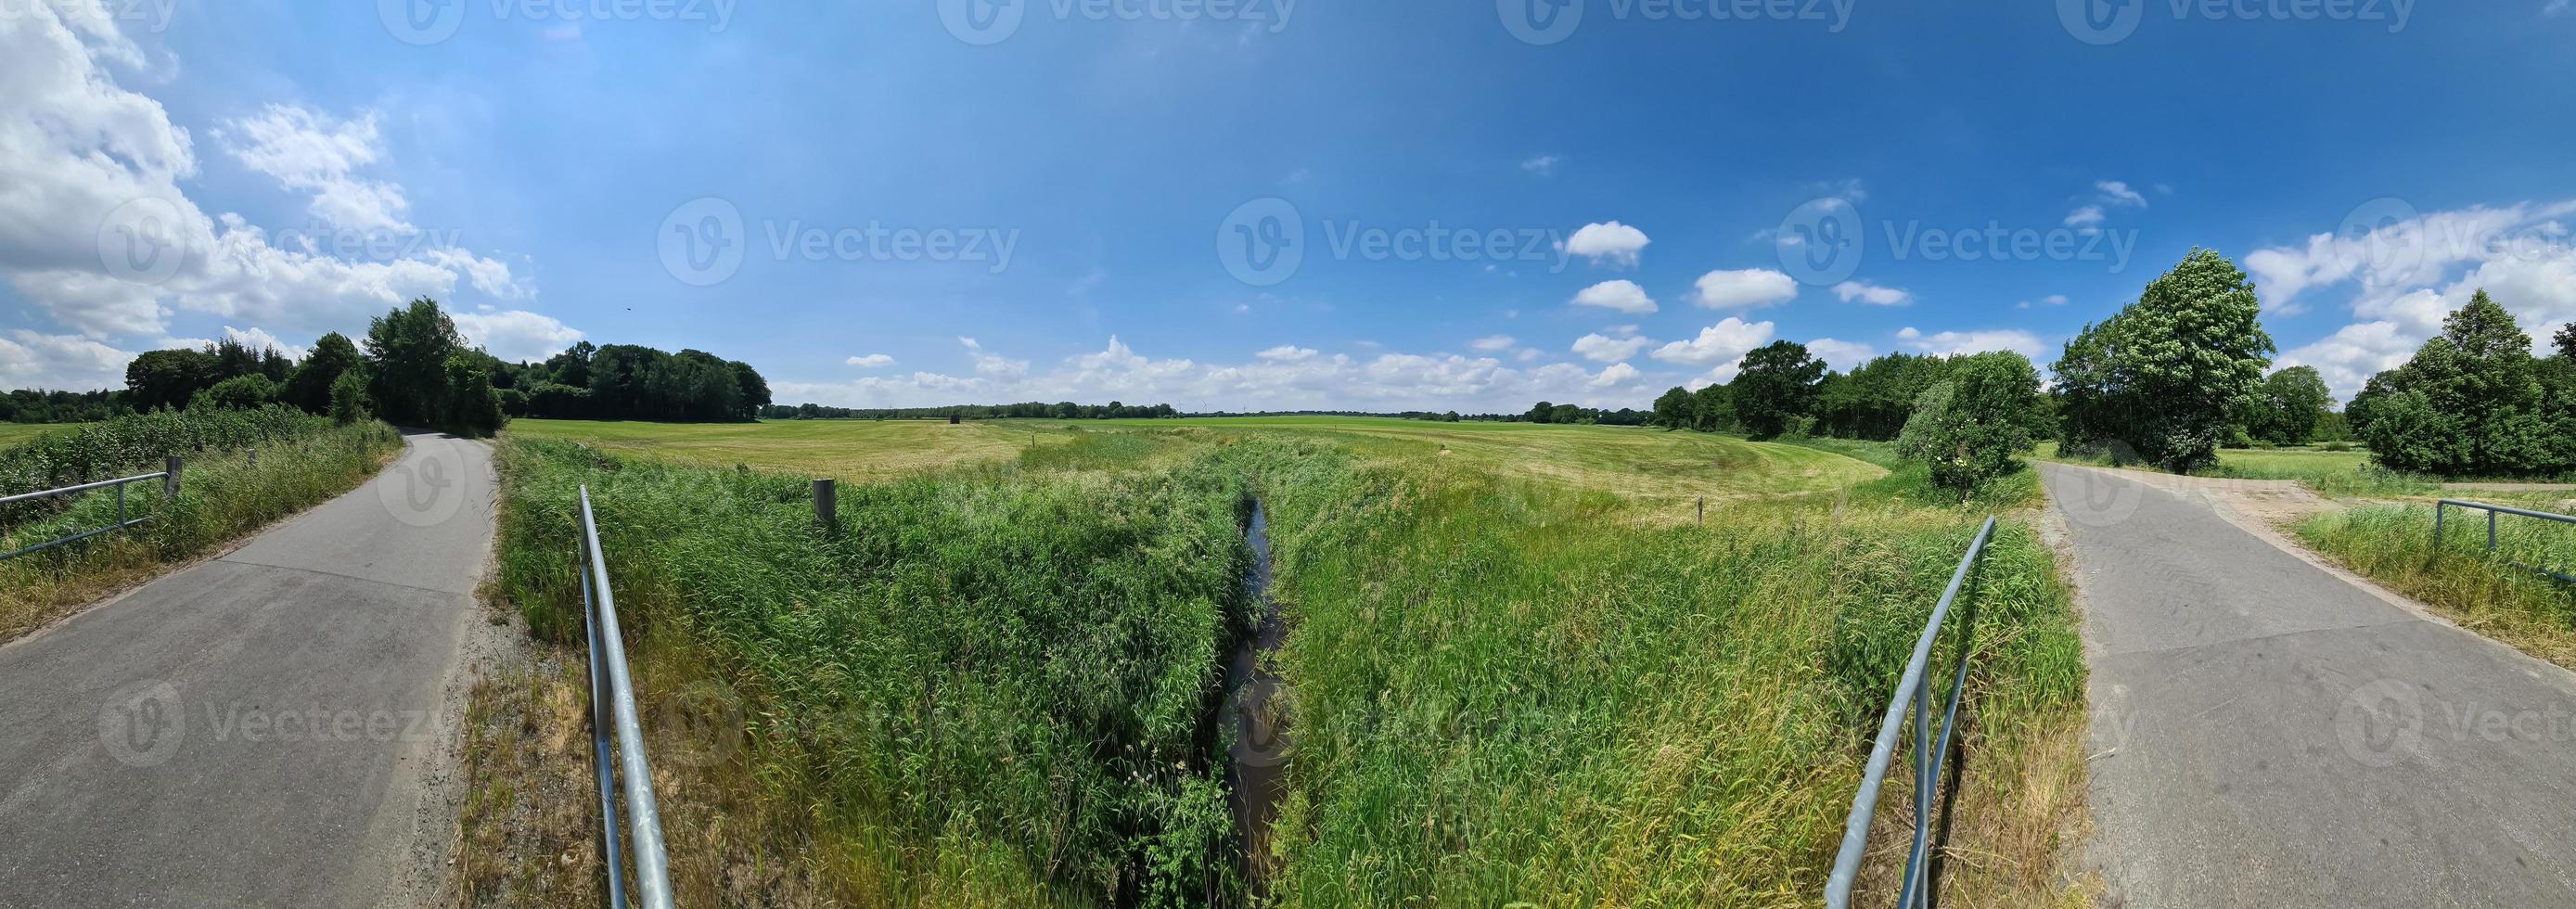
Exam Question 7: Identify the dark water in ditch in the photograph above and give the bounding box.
[1223,500,1290,887]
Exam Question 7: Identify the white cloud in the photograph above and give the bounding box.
[1803,177,1868,203]
[1256,345,1318,362]
[958,336,1030,378]
[1570,332,1653,364]
[1651,318,1775,366]
[2096,180,2148,208]
[216,106,409,233]
[1895,326,2048,359]
[1571,279,1657,314]
[1558,222,1650,267]
[0,8,542,372]
[0,329,135,390]
[772,337,1656,413]
[453,309,583,362]
[847,353,896,368]
[1468,334,1517,352]
[1692,269,1798,310]
[1829,280,1912,306]
[2064,206,2106,228]
[1806,338,1877,370]
[1521,155,1560,175]
[2277,320,2419,401]
[220,326,307,360]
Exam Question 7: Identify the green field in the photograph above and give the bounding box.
[462,416,2083,907]
[0,423,92,449]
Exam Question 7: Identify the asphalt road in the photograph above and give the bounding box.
[2041,462,2576,907]
[0,430,493,907]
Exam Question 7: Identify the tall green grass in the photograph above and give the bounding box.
[489,437,1261,905]
[1224,443,2086,904]
[0,420,404,640]
[0,405,340,498]
[2299,499,2576,665]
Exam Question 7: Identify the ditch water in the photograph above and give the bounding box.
[1222,498,1291,889]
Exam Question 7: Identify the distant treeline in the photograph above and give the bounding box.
[0,389,124,424]
[763,402,1178,420]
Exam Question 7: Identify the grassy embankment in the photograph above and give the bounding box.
[459,417,2088,906]
[2297,493,2576,668]
[0,408,404,641]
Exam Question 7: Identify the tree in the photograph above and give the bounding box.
[365,298,467,426]
[1689,383,1732,432]
[2358,290,2556,475]
[1896,352,2045,499]
[124,348,214,412]
[2245,366,2333,445]
[2555,322,2576,362]
[1651,387,1692,429]
[328,370,370,425]
[193,374,277,410]
[2053,249,2275,472]
[1728,340,1825,439]
[1527,401,1557,424]
[444,352,506,437]
[280,332,362,414]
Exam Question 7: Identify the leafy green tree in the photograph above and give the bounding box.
[329,370,370,425]
[124,348,214,412]
[364,298,466,426]
[2053,249,2275,471]
[2246,365,2333,444]
[1651,387,1692,429]
[2554,322,2576,362]
[444,352,506,437]
[1526,401,1556,424]
[280,332,362,414]
[192,374,277,410]
[1727,340,1825,439]
[1897,352,2044,499]
[1689,383,1731,431]
[2359,290,2556,475]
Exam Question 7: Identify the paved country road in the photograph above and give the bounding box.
[0,430,494,908]
[2041,462,2576,908]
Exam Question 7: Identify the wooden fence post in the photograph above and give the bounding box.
[164,456,182,498]
[813,479,836,533]
[1698,497,1705,526]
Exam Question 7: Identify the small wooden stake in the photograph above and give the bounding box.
[813,479,837,533]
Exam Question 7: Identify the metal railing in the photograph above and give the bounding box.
[577,485,674,909]
[0,457,181,562]
[2436,499,2576,584]
[1826,516,1999,909]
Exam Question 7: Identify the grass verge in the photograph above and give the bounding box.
[2296,497,2576,668]
[0,420,404,642]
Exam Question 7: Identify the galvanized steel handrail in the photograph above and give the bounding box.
[1826,516,1998,909]
[576,485,674,909]
[2435,499,2576,583]
[0,459,178,562]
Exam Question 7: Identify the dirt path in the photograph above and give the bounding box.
[2040,462,2576,907]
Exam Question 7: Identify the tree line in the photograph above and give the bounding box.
[58,298,774,437]
[765,401,1177,421]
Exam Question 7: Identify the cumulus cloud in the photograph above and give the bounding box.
[1571,279,1657,314]
[1806,338,1877,370]
[1895,326,2048,359]
[1829,280,1912,306]
[770,337,1655,413]
[1468,335,1517,352]
[1570,332,1653,364]
[221,325,308,360]
[1691,269,1798,310]
[959,336,1031,378]
[454,309,583,362]
[847,353,895,368]
[0,8,552,387]
[1558,222,1650,267]
[0,329,135,391]
[1651,318,1775,366]
[2096,180,2148,208]
[1256,345,1318,362]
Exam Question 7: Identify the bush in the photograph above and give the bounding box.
[329,371,370,425]
[191,375,277,411]
[0,405,340,502]
[1897,352,2044,500]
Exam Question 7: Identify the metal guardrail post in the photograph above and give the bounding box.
[813,479,836,533]
[576,486,674,909]
[1826,516,1999,909]
[165,456,181,498]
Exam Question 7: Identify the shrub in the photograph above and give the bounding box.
[329,371,370,425]
[1897,352,2044,500]
[192,374,277,410]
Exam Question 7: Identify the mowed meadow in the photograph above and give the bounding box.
[457,417,2087,907]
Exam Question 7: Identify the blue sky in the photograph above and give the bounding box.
[4,0,2573,411]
